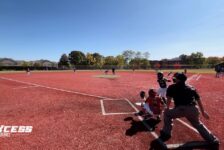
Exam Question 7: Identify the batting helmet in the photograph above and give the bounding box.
[175,73,187,82]
[157,72,163,79]
[140,91,145,99]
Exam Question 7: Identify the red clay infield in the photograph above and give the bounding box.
[0,71,223,149]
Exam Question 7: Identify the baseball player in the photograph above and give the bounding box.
[26,68,31,75]
[157,72,171,104]
[145,89,165,120]
[112,67,116,75]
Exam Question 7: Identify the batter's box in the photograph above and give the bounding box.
[100,99,137,115]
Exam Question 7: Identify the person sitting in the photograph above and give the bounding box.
[136,89,165,120]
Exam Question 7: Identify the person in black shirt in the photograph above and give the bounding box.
[157,72,171,104]
[156,73,219,148]
[112,67,115,75]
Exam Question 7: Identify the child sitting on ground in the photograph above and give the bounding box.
[136,89,165,120]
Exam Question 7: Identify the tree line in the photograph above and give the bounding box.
[1,51,223,70]
[59,50,224,69]
[58,50,150,69]
[178,52,224,68]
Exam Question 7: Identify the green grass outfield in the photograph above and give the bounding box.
[0,69,216,74]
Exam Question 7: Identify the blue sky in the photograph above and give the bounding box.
[0,0,224,61]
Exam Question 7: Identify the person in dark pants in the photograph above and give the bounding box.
[26,68,31,75]
[184,68,187,74]
[112,67,115,75]
[151,73,219,149]
[215,65,221,78]
[157,72,171,104]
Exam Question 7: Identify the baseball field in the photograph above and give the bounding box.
[0,70,223,149]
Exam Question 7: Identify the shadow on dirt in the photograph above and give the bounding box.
[124,117,161,136]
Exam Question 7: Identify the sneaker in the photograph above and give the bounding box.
[143,116,151,120]
[134,111,144,116]
[209,138,220,150]
[143,113,153,119]
[150,139,167,150]
[159,130,171,142]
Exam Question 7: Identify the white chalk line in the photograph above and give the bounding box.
[13,85,39,90]
[176,119,199,133]
[187,74,198,82]
[100,100,106,115]
[196,74,202,81]
[166,140,212,149]
[0,77,108,99]
[103,112,136,115]
[100,99,137,116]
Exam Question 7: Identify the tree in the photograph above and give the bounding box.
[179,54,190,64]
[86,53,96,66]
[116,55,125,68]
[143,52,150,60]
[92,53,104,69]
[222,57,224,62]
[33,62,42,67]
[21,61,31,67]
[122,50,135,64]
[129,58,150,69]
[189,52,205,68]
[129,58,141,69]
[68,50,86,66]
[58,54,70,68]
[135,51,142,59]
[140,58,150,69]
[104,56,118,66]
[205,57,221,67]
